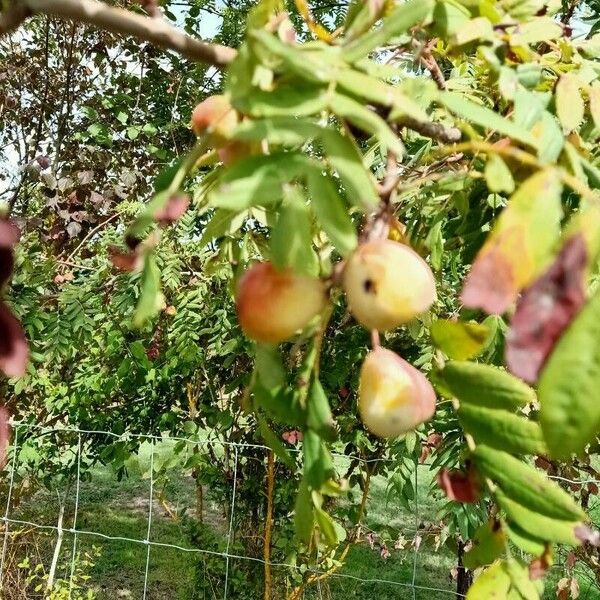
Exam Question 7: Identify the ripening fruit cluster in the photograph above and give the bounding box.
[192,96,437,438]
[235,239,437,439]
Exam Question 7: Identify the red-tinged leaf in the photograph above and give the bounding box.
[461,170,562,314]
[0,220,20,288]
[0,407,9,469]
[154,194,190,226]
[437,466,480,503]
[108,246,142,272]
[574,525,600,546]
[529,550,552,580]
[506,235,587,383]
[0,302,28,378]
[460,228,527,314]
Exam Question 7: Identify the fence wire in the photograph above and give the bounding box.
[2,421,596,599]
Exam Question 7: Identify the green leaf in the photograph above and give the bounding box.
[472,445,586,521]
[430,320,491,360]
[343,0,434,62]
[463,520,506,570]
[257,415,296,470]
[250,30,333,83]
[451,16,494,47]
[253,380,305,426]
[556,74,584,133]
[510,17,563,45]
[270,186,319,276]
[255,343,286,390]
[198,209,245,247]
[439,92,538,148]
[233,84,328,118]
[495,490,580,546]
[330,93,405,158]
[539,288,600,459]
[485,154,515,194]
[505,558,540,600]
[458,404,547,455]
[335,69,428,121]
[313,501,340,546]
[307,379,337,441]
[303,430,334,490]
[232,117,321,146]
[294,476,314,544]
[589,81,600,129]
[439,362,536,411]
[208,152,312,211]
[133,253,163,327]
[306,169,358,257]
[127,126,140,140]
[505,521,546,557]
[320,130,379,211]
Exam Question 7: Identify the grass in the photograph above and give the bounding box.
[5,448,600,600]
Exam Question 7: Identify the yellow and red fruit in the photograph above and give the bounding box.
[343,239,436,331]
[236,262,326,343]
[191,95,238,140]
[359,348,436,438]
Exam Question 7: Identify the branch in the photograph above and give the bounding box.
[399,115,461,143]
[3,0,237,67]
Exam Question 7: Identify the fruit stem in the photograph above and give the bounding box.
[370,329,380,349]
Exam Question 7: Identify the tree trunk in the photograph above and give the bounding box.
[456,539,473,598]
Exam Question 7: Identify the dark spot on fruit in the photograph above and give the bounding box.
[364,278,376,293]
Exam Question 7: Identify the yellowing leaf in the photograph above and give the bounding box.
[556,74,584,133]
[430,319,491,360]
[466,561,512,600]
[510,17,563,46]
[589,81,600,129]
[461,169,562,314]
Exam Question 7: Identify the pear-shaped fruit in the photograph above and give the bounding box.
[359,348,436,438]
[191,95,238,141]
[236,262,326,343]
[343,240,436,331]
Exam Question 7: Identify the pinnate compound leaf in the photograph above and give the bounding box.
[539,286,600,459]
[506,235,587,384]
[461,169,562,314]
[430,319,491,360]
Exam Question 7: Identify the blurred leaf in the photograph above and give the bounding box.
[306,169,358,257]
[307,379,337,441]
[258,415,296,470]
[294,476,314,543]
[270,186,319,276]
[464,520,505,569]
[484,154,515,194]
[440,92,538,148]
[430,320,490,360]
[539,287,600,459]
[320,130,379,211]
[232,117,320,146]
[133,254,163,327]
[556,74,584,133]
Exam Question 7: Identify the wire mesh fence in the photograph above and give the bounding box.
[1,421,599,599]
